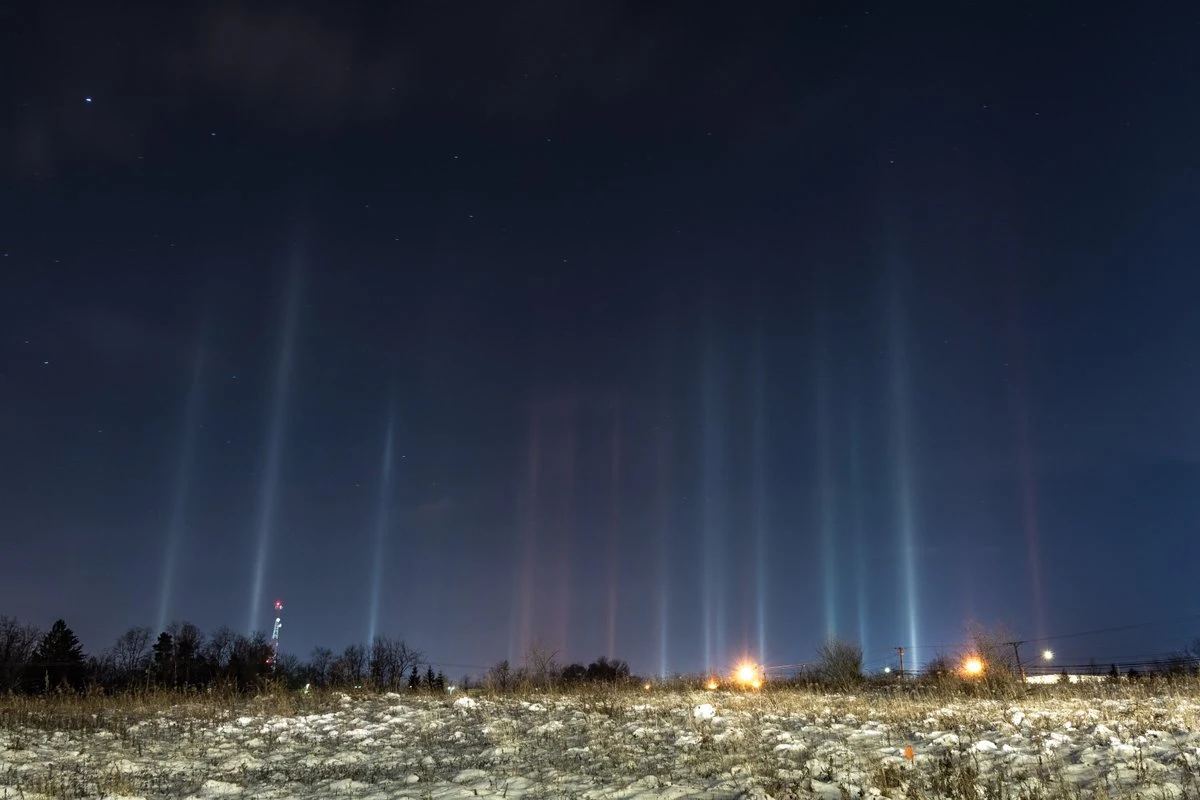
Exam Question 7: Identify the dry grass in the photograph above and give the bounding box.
[0,678,1197,798]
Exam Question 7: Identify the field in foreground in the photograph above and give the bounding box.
[2,684,1200,799]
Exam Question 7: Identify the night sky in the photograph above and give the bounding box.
[3,3,1200,678]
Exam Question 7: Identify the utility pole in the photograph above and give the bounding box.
[896,646,906,679]
[1007,640,1025,682]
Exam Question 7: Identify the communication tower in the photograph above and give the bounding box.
[268,600,283,671]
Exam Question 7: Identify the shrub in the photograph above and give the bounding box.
[817,638,863,690]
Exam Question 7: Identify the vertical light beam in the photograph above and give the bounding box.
[815,319,839,640]
[887,277,920,669]
[700,327,726,674]
[555,407,577,658]
[156,337,206,634]
[1009,298,1048,642]
[654,316,674,680]
[606,397,622,660]
[848,393,869,657]
[512,407,540,664]
[367,410,396,645]
[655,422,671,679]
[246,257,302,634]
[752,324,768,666]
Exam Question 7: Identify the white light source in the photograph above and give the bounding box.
[1042,650,1054,661]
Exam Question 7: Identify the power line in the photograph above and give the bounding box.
[819,613,1200,675]
[1023,613,1200,645]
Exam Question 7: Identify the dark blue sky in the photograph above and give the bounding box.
[2,2,1199,677]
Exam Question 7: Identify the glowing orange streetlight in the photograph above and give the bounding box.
[732,661,764,689]
[705,678,719,691]
[962,656,984,676]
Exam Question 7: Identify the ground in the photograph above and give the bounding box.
[2,683,1199,798]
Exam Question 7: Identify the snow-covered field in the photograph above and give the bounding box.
[2,686,1200,799]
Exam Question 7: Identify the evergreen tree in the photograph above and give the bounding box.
[30,619,85,692]
[435,670,446,691]
[425,665,436,689]
[408,665,420,690]
[171,622,204,686]
[152,632,174,685]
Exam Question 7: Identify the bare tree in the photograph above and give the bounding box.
[274,652,300,679]
[91,651,118,687]
[0,616,40,692]
[309,646,334,686]
[227,632,272,688]
[334,644,366,685]
[111,626,152,678]
[369,636,422,689]
[524,642,560,690]
[963,621,1021,675]
[485,659,514,692]
[960,621,1024,693]
[206,625,235,669]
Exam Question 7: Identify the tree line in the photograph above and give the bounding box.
[0,615,435,694]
